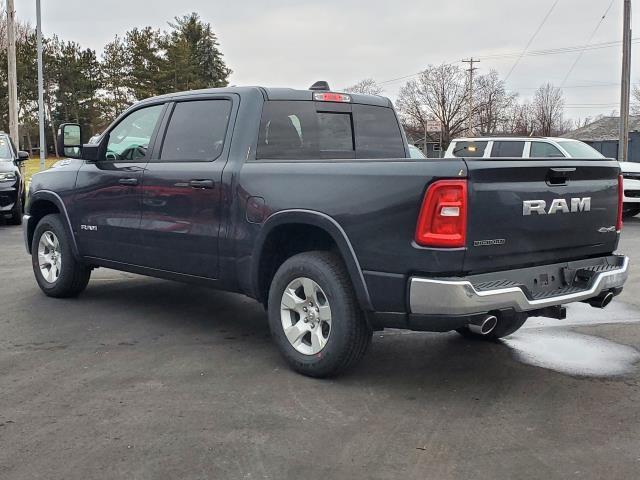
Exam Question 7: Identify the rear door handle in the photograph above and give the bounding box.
[189,179,214,189]
[118,178,138,186]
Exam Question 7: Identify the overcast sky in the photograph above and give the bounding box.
[15,0,639,120]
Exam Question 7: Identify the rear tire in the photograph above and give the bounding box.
[456,312,527,340]
[268,251,372,378]
[623,205,640,218]
[8,196,22,225]
[31,214,91,298]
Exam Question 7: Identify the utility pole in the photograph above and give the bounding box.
[6,0,19,148]
[618,0,632,162]
[462,58,479,136]
[36,0,46,171]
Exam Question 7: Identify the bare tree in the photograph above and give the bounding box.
[396,64,469,146]
[532,83,565,136]
[344,78,383,95]
[631,84,640,115]
[502,101,536,136]
[474,70,517,134]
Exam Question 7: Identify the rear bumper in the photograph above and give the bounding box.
[409,255,628,316]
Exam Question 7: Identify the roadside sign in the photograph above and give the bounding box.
[426,119,442,133]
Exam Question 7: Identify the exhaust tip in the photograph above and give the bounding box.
[469,315,498,336]
[601,292,614,308]
[588,291,614,309]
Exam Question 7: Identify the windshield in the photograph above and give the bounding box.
[0,137,13,160]
[556,140,605,159]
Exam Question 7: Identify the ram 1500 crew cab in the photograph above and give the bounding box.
[24,84,628,377]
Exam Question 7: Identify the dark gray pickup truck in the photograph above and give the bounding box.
[23,83,629,377]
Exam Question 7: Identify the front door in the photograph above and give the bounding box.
[138,97,235,279]
[73,103,165,264]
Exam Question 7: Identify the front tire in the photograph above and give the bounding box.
[8,196,22,225]
[268,251,372,378]
[31,214,91,298]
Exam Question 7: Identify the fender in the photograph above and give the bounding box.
[251,209,374,311]
[25,190,80,259]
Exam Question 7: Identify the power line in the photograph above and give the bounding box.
[509,82,620,91]
[505,0,559,81]
[377,38,639,86]
[560,0,616,87]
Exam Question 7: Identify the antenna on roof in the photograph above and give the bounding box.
[309,81,330,91]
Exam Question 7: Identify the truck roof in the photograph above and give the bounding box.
[135,86,393,108]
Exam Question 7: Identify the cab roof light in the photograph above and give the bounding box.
[313,92,352,103]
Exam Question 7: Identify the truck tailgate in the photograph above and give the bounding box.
[463,159,620,273]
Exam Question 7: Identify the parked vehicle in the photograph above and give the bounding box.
[444,136,605,160]
[0,132,29,225]
[619,161,640,217]
[408,144,426,159]
[23,85,628,377]
[446,136,640,217]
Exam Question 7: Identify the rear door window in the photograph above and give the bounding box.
[492,141,525,158]
[160,100,232,161]
[530,141,565,158]
[450,141,487,158]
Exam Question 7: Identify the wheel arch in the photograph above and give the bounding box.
[26,191,79,258]
[251,209,373,311]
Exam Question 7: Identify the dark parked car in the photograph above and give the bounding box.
[0,132,29,225]
[23,84,628,377]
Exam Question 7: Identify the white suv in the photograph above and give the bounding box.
[445,137,640,217]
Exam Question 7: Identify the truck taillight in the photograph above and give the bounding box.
[415,179,467,248]
[617,174,624,232]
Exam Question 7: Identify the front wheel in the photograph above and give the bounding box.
[268,251,372,378]
[31,214,91,297]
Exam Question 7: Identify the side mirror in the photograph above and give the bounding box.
[57,123,83,159]
[17,151,29,162]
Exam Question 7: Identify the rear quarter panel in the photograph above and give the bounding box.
[234,158,468,277]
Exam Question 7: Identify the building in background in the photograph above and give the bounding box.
[563,116,640,161]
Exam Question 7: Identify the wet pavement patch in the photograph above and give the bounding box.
[503,329,640,377]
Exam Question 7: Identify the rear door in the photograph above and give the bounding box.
[463,159,620,273]
[137,96,236,278]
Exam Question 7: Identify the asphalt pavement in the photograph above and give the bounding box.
[1,219,639,479]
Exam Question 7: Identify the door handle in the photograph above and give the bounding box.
[546,168,574,186]
[118,178,138,186]
[189,179,214,189]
